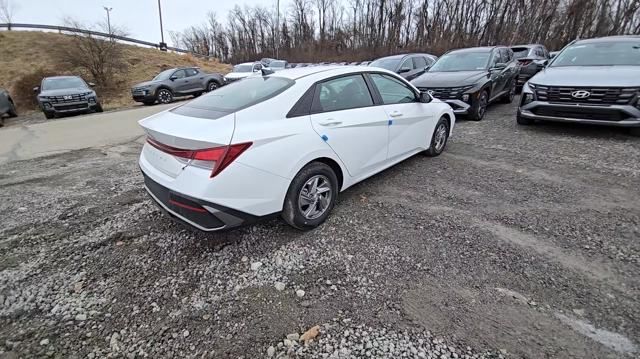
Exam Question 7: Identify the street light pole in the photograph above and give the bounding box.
[103,6,113,37]
[157,0,167,51]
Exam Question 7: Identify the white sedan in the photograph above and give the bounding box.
[139,66,455,231]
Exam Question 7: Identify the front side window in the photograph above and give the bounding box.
[430,52,491,72]
[551,41,640,67]
[413,56,428,69]
[315,75,373,112]
[370,74,416,104]
[172,70,186,79]
[176,76,294,113]
[42,77,87,91]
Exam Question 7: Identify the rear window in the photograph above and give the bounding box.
[511,47,531,59]
[176,76,294,113]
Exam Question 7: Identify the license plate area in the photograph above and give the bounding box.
[143,144,186,178]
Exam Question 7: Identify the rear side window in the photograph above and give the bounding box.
[186,68,199,77]
[313,75,373,113]
[370,74,416,104]
[176,76,294,113]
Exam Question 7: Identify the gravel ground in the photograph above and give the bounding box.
[0,101,639,358]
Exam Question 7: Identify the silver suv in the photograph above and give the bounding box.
[517,35,640,134]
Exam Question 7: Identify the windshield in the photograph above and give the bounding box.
[551,41,640,67]
[429,52,490,72]
[153,69,175,81]
[369,58,400,71]
[270,60,287,69]
[180,76,294,112]
[42,77,87,91]
[233,64,254,73]
[511,47,531,59]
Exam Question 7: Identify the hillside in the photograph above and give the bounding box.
[0,31,231,112]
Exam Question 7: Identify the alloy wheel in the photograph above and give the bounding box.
[298,175,333,220]
[478,92,488,118]
[158,89,172,104]
[208,82,218,92]
[434,123,448,152]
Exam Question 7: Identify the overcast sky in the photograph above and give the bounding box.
[10,0,286,45]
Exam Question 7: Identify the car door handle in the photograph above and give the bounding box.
[319,120,342,127]
[389,111,403,118]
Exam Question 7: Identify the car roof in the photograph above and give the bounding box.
[511,44,543,49]
[43,76,83,80]
[574,35,640,44]
[448,46,498,54]
[263,66,395,81]
[376,53,433,60]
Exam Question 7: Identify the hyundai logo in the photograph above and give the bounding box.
[571,90,591,99]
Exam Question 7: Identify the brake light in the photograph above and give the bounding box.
[146,138,252,178]
[518,59,532,66]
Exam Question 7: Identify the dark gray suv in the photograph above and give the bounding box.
[35,76,103,119]
[518,36,640,134]
[131,67,225,105]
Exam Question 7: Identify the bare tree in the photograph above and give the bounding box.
[0,0,18,23]
[53,19,129,88]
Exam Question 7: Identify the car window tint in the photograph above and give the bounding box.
[186,69,199,77]
[413,56,427,69]
[400,58,414,70]
[253,64,262,71]
[317,75,373,112]
[173,70,186,79]
[370,73,416,105]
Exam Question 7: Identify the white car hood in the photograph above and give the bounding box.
[529,66,640,87]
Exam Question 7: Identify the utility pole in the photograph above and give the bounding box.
[103,6,113,38]
[275,0,280,58]
[157,0,167,51]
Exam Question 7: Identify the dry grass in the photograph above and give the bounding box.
[0,31,231,112]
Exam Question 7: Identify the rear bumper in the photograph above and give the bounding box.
[519,101,640,127]
[142,170,264,232]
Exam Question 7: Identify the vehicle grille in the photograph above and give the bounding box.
[530,84,639,105]
[531,105,629,121]
[417,86,472,100]
[53,103,89,111]
[45,93,90,104]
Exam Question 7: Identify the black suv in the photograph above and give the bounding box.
[510,44,550,91]
[411,46,519,121]
[370,53,438,81]
[518,35,640,134]
[35,76,103,119]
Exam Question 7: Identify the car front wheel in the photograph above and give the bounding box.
[425,117,449,157]
[156,89,173,104]
[207,81,219,92]
[469,90,488,121]
[282,162,339,230]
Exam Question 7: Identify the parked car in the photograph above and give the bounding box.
[224,62,263,83]
[0,88,17,126]
[34,76,102,119]
[138,66,454,232]
[510,44,550,91]
[517,35,640,134]
[269,60,289,71]
[131,67,224,106]
[411,46,519,121]
[369,53,437,81]
[359,61,372,66]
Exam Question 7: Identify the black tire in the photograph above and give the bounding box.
[193,92,203,98]
[501,80,516,103]
[282,162,339,230]
[207,81,219,92]
[7,100,17,118]
[156,88,173,104]
[516,112,534,125]
[628,127,640,137]
[425,117,450,157]
[95,104,104,113]
[468,90,488,121]
[143,100,156,106]
[44,111,55,119]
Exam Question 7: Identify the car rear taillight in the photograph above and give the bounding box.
[147,138,252,178]
[518,59,532,66]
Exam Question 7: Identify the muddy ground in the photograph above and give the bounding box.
[0,101,638,358]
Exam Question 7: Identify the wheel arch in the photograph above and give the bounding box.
[287,150,348,192]
[155,85,173,96]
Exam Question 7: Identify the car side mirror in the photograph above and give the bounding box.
[33,86,40,93]
[88,82,95,87]
[398,67,411,74]
[169,75,178,81]
[420,91,432,103]
[424,65,431,71]
[550,53,557,59]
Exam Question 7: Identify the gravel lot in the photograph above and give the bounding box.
[1,101,638,358]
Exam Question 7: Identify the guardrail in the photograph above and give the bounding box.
[0,23,212,59]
